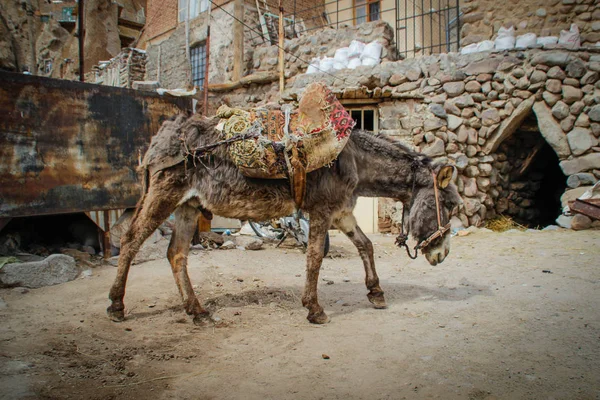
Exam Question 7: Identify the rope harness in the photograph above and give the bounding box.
[395,165,451,260]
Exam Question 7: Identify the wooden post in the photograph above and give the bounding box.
[102,210,111,259]
[232,0,244,82]
[198,214,211,232]
[78,0,85,81]
[278,0,284,93]
[203,3,212,115]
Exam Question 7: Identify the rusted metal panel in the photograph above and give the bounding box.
[0,71,191,218]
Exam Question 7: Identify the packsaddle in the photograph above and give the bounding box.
[216,82,355,208]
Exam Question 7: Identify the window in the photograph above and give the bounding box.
[59,6,76,22]
[349,108,378,132]
[191,43,207,90]
[179,0,209,22]
[355,0,380,24]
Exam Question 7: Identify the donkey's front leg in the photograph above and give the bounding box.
[334,210,386,309]
[302,212,332,324]
[168,204,212,326]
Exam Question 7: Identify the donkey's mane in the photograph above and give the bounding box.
[349,129,432,166]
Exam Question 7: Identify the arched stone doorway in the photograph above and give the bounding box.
[482,99,570,227]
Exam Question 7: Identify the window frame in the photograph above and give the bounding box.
[354,0,381,25]
[178,0,209,23]
[190,42,207,90]
[346,106,379,133]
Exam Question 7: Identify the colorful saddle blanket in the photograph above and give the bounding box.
[216,82,355,182]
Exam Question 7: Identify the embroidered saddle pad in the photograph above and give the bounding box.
[216,82,355,183]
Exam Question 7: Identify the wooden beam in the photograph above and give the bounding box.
[278,0,284,93]
[232,0,244,82]
[516,141,544,177]
[570,199,600,221]
[208,71,278,92]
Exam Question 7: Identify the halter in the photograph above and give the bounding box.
[395,164,451,259]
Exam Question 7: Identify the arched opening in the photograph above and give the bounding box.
[0,213,100,256]
[494,114,567,228]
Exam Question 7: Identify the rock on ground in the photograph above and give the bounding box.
[0,254,78,288]
[235,236,264,250]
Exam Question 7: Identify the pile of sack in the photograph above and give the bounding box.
[306,40,383,74]
[461,24,582,55]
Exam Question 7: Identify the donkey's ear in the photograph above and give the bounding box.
[437,165,454,189]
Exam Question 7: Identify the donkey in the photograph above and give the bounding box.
[107,114,461,325]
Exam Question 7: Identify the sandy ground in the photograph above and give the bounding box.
[1,229,599,400]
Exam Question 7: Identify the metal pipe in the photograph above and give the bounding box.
[78,0,84,81]
[203,3,211,115]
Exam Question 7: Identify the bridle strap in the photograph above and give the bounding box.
[432,170,443,230]
[396,167,451,258]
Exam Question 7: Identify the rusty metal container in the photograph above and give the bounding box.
[0,72,191,219]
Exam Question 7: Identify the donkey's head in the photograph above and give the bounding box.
[408,164,462,266]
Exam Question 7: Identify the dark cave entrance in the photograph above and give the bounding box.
[496,116,567,228]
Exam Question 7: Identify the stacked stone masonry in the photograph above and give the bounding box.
[289,48,600,228]
[460,0,600,48]
[214,41,600,229]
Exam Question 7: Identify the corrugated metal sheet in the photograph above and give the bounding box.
[0,71,191,218]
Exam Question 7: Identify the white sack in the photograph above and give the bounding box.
[348,40,365,58]
[559,24,580,49]
[319,57,335,72]
[476,40,495,52]
[460,43,478,54]
[495,26,516,50]
[306,58,320,74]
[362,41,383,60]
[516,33,537,48]
[348,57,362,69]
[537,36,559,46]
[361,56,379,67]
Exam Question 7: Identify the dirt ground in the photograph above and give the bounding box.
[1,229,599,400]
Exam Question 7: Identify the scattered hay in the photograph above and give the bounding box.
[485,215,527,232]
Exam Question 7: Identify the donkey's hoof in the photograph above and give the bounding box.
[307,310,330,324]
[193,311,213,326]
[368,292,387,309]
[107,306,125,322]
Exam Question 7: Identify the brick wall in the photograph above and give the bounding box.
[144,0,178,42]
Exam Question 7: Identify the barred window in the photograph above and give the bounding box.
[191,43,207,90]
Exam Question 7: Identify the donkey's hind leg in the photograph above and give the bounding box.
[168,204,212,325]
[107,171,185,322]
[334,210,387,309]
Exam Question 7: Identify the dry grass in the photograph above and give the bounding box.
[485,215,528,232]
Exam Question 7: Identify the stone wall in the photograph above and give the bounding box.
[211,45,600,229]
[251,20,396,76]
[145,3,267,89]
[460,0,600,47]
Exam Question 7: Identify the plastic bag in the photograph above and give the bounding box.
[460,43,478,54]
[319,57,335,72]
[476,40,494,52]
[348,57,362,69]
[348,40,365,58]
[361,56,379,67]
[495,26,516,50]
[306,58,320,74]
[537,36,558,46]
[515,33,537,48]
[559,24,580,49]
[362,41,383,60]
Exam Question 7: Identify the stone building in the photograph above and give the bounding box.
[136,0,600,230]
[0,0,146,79]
